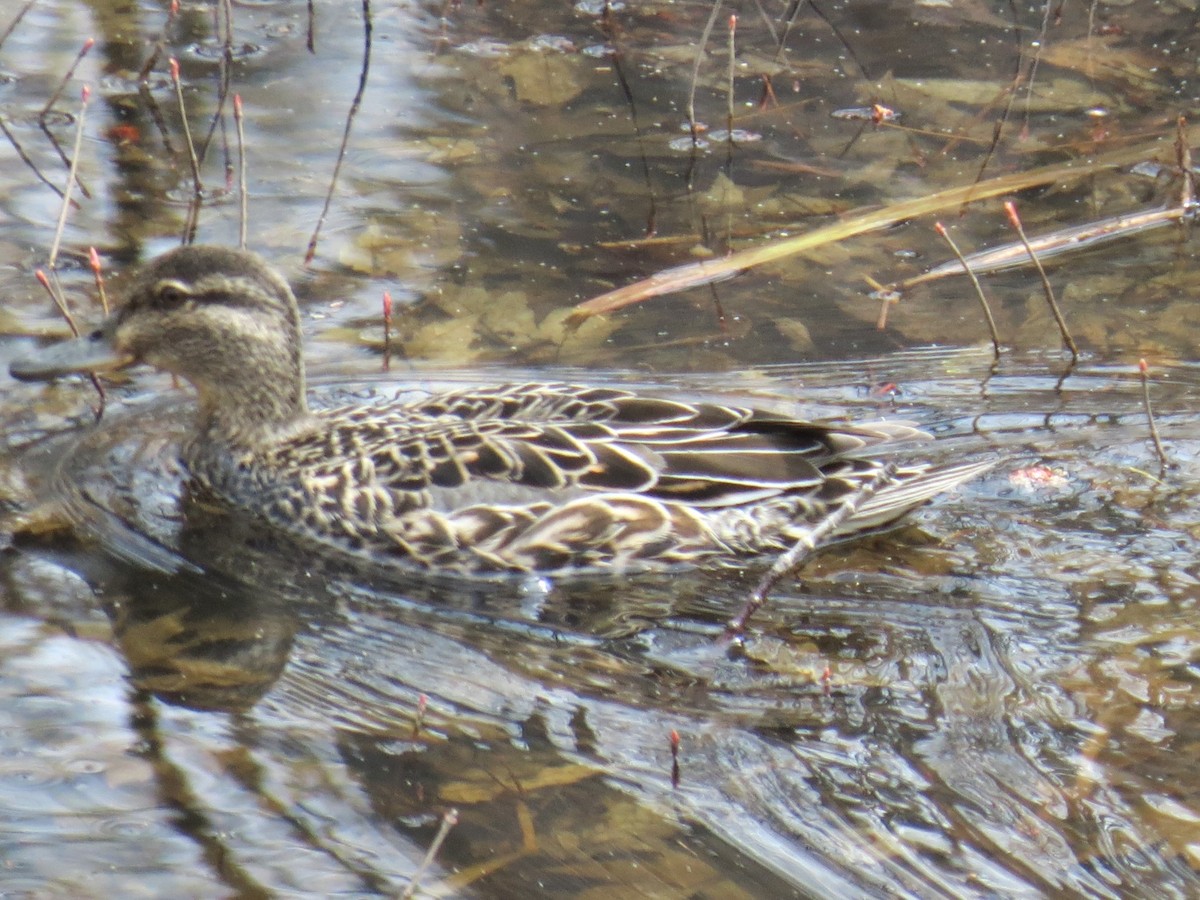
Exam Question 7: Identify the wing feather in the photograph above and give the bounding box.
[268,384,957,526]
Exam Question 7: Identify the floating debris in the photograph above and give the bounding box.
[707,128,763,143]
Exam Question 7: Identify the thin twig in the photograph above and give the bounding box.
[726,463,898,635]
[35,270,106,420]
[48,85,90,271]
[1021,0,1054,136]
[725,14,736,135]
[233,94,248,249]
[88,247,109,314]
[170,55,205,244]
[685,0,722,143]
[169,57,203,196]
[411,693,427,738]
[35,269,79,336]
[43,87,106,418]
[894,203,1194,294]
[1004,200,1078,360]
[1139,359,1169,468]
[934,220,1001,357]
[382,290,393,371]
[1176,114,1195,209]
[774,0,801,63]
[597,6,658,238]
[305,0,372,264]
[401,808,459,899]
[570,132,1195,321]
[37,123,93,200]
[36,38,94,200]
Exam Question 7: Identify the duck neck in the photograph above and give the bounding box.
[192,360,310,449]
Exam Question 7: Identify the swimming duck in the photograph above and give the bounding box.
[10,245,990,573]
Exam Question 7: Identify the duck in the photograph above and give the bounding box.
[10,245,991,574]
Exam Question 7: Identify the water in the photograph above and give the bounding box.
[1,1,1199,896]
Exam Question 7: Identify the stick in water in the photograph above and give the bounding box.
[35,269,106,419]
[88,247,109,314]
[401,808,459,899]
[233,94,248,249]
[48,85,90,271]
[382,290,393,371]
[934,220,1001,358]
[1139,359,1169,468]
[169,57,203,196]
[727,463,898,634]
[1004,200,1078,360]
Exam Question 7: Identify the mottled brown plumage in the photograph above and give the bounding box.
[11,245,991,573]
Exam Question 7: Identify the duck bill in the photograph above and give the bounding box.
[9,328,134,382]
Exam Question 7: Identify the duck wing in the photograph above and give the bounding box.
[267,382,930,514]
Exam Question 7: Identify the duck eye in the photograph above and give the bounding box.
[153,280,191,307]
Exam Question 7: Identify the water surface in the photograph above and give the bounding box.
[0,1,1198,896]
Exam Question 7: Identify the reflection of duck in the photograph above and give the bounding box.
[11,246,991,573]
[108,566,298,713]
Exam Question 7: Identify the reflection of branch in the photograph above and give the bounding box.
[1175,114,1195,208]
[137,79,177,157]
[0,118,76,206]
[137,0,181,82]
[37,38,96,201]
[130,696,275,898]
[194,0,234,171]
[38,118,93,200]
[1021,0,1054,137]
[41,37,94,120]
[305,0,373,264]
[599,9,658,238]
[0,0,35,51]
